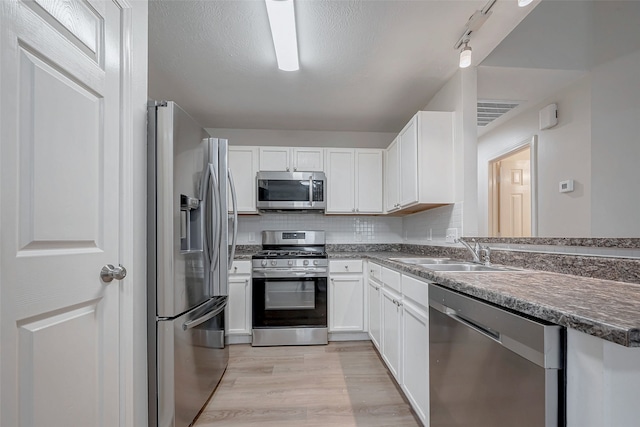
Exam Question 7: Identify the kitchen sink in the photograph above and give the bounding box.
[389,257,451,264]
[418,263,522,272]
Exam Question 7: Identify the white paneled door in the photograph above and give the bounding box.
[1,1,132,425]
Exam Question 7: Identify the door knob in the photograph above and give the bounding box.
[100,264,127,283]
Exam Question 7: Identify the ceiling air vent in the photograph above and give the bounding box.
[477,100,521,127]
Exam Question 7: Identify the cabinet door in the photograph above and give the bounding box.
[367,279,382,350]
[329,276,364,332]
[293,148,324,172]
[259,146,291,171]
[229,146,259,213]
[381,287,402,380]
[325,149,355,213]
[227,275,251,335]
[355,149,383,213]
[402,300,429,424]
[385,139,399,212]
[399,116,419,207]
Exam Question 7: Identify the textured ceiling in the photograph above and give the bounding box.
[149,0,533,132]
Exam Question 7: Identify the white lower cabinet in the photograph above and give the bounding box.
[367,262,382,351]
[372,265,430,426]
[381,286,402,380]
[329,260,365,333]
[227,261,252,343]
[402,300,429,424]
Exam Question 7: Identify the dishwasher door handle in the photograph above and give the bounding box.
[445,308,501,343]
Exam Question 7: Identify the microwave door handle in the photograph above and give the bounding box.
[308,176,313,206]
[227,168,238,271]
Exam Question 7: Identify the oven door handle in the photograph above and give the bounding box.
[308,175,313,206]
[252,269,327,279]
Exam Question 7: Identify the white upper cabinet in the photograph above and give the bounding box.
[229,146,259,213]
[326,149,354,213]
[326,148,383,214]
[385,111,454,214]
[385,138,399,213]
[259,146,324,172]
[293,148,324,171]
[355,150,383,213]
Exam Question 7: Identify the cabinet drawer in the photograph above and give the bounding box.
[401,274,429,309]
[229,260,251,275]
[330,259,363,273]
[368,262,382,282]
[381,267,401,293]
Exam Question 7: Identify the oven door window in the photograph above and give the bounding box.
[265,281,315,310]
[253,277,327,328]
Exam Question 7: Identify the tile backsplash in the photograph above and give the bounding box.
[236,213,403,244]
[402,202,463,245]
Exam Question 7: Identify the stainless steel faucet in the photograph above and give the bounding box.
[455,238,491,265]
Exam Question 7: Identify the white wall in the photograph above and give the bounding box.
[207,128,396,149]
[478,76,592,237]
[478,47,640,238]
[590,49,640,237]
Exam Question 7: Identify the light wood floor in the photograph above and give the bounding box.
[193,341,422,427]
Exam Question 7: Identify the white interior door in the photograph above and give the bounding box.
[1,1,128,425]
[499,156,532,237]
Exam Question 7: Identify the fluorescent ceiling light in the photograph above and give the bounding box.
[265,0,299,71]
[518,0,534,7]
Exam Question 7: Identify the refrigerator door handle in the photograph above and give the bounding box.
[200,163,221,272]
[209,163,222,272]
[227,168,238,271]
[182,302,226,331]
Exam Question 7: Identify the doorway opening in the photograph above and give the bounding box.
[488,136,538,237]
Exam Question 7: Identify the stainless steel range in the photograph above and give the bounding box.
[251,231,328,346]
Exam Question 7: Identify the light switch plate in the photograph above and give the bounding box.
[446,228,458,243]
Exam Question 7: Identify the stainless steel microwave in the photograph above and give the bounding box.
[256,171,327,212]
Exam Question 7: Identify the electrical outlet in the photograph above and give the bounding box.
[446,228,458,243]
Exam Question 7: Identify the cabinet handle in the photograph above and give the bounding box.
[286,167,290,171]
[294,167,297,171]
[344,265,349,271]
[234,266,238,273]
[245,279,249,285]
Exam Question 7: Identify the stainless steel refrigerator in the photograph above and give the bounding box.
[147,101,238,427]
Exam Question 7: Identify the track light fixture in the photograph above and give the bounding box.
[459,40,472,68]
[453,0,495,69]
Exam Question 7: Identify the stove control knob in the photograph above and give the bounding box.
[303,260,309,266]
[288,260,294,266]
[313,260,319,266]
[261,260,267,267]
[271,260,277,266]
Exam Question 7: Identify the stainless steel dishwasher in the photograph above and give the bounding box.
[429,284,564,427]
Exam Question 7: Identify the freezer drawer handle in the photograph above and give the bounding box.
[182,303,225,331]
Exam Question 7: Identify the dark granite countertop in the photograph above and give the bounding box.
[329,251,640,347]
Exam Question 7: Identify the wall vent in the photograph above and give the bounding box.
[477,100,521,127]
